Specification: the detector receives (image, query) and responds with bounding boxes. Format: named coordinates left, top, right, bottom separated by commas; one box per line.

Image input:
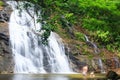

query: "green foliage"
left=0, top=1, right=4, bottom=6
left=106, top=44, right=115, bottom=52
left=76, top=0, right=120, bottom=51
left=16, top=0, right=120, bottom=51
left=74, top=32, right=85, bottom=41
left=41, top=23, right=57, bottom=44
left=83, top=18, right=108, bottom=31
left=96, top=30, right=110, bottom=43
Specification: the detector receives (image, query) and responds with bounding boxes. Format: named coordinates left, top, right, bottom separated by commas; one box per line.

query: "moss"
left=99, top=52, right=105, bottom=58
left=0, top=1, right=4, bottom=6
left=117, top=53, right=120, bottom=58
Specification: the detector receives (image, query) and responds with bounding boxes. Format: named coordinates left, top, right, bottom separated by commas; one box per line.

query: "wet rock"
left=0, top=33, right=9, bottom=44
left=0, top=32, right=14, bottom=73
left=65, top=46, right=87, bottom=72
left=105, top=57, right=120, bottom=70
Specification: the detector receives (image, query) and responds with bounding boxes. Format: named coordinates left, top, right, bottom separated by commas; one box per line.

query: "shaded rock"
left=0, top=33, right=9, bottom=45
left=106, top=70, right=120, bottom=80
left=0, top=3, right=14, bottom=73
left=0, top=1, right=12, bottom=22
left=65, top=46, right=87, bottom=72
left=0, top=32, right=14, bottom=73
left=105, top=57, right=120, bottom=69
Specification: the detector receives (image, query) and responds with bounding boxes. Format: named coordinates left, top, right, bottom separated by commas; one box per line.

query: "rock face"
left=0, top=2, right=13, bottom=73
left=0, top=1, right=11, bottom=22
left=0, top=26, right=14, bottom=73
left=0, top=32, right=14, bottom=73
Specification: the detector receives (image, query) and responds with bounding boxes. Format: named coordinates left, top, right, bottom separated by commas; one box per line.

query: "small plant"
left=96, top=30, right=110, bottom=43
left=74, top=32, right=85, bottom=41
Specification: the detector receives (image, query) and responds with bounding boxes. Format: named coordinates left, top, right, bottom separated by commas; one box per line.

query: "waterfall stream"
left=84, top=35, right=100, bottom=54
left=8, top=1, right=72, bottom=73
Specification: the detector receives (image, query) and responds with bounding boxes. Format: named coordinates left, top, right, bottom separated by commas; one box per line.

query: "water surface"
left=0, top=74, right=106, bottom=80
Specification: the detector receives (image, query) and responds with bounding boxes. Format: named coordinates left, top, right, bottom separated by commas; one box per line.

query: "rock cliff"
left=0, top=1, right=13, bottom=73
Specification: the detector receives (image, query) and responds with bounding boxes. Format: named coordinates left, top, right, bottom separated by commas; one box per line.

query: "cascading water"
left=98, top=58, right=105, bottom=73
left=84, top=35, right=106, bottom=73
left=84, top=35, right=100, bottom=54
left=8, top=1, right=72, bottom=73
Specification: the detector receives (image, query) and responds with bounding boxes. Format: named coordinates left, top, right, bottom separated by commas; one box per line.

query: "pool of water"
left=0, top=74, right=106, bottom=80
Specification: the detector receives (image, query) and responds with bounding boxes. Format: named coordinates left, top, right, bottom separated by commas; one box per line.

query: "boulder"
left=106, top=70, right=120, bottom=80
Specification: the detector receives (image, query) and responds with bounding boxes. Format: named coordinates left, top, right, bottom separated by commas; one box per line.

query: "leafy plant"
left=96, top=30, right=110, bottom=43
left=74, top=32, right=85, bottom=41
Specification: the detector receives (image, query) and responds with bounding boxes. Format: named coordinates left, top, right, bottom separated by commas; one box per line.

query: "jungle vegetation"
left=10, top=0, right=120, bottom=52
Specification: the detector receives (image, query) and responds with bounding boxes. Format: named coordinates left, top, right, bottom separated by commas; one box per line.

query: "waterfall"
left=8, top=1, right=72, bottom=73
left=84, top=35, right=100, bottom=54
left=84, top=35, right=106, bottom=73
left=98, top=58, right=105, bottom=73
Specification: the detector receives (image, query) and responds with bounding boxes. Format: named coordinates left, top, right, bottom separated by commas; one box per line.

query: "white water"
left=8, top=1, right=72, bottom=73
left=98, top=58, right=105, bottom=73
